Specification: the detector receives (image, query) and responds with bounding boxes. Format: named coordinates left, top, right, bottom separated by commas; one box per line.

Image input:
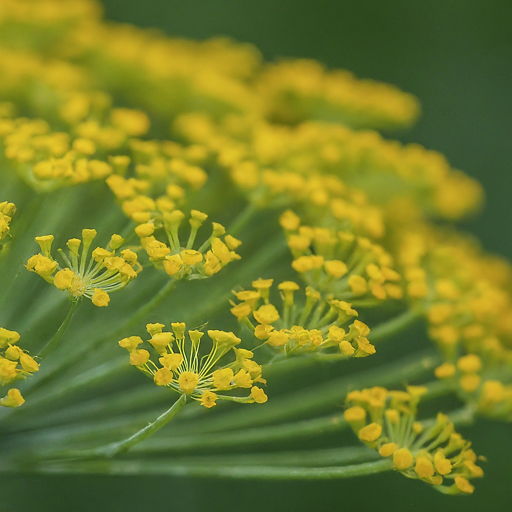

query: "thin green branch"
left=130, top=412, right=349, bottom=453
left=8, top=351, right=441, bottom=454
left=227, top=203, right=258, bottom=237
left=37, top=301, right=79, bottom=361
left=369, top=308, right=423, bottom=343
left=162, top=350, right=441, bottom=437
left=31, top=458, right=395, bottom=479
left=57, top=394, right=188, bottom=459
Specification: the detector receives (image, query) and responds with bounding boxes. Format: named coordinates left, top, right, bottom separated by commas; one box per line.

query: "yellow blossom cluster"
left=434, top=354, right=512, bottom=421
left=344, top=386, right=484, bottom=494
left=0, top=107, right=159, bottom=192
left=255, top=59, right=420, bottom=129
left=0, top=200, right=15, bottom=246
left=26, top=229, right=142, bottom=307
left=230, top=278, right=375, bottom=357
left=133, top=209, right=241, bottom=281
left=477, top=380, right=512, bottom=420
left=174, top=114, right=482, bottom=222
left=280, top=210, right=403, bottom=302
left=0, top=327, right=39, bottom=407
left=119, top=322, right=267, bottom=408
left=389, top=223, right=512, bottom=416
left=106, top=137, right=209, bottom=217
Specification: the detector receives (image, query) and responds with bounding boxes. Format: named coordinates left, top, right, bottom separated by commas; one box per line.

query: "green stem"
left=166, top=350, right=441, bottom=436
left=17, top=350, right=441, bottom=448
left=37, top=301, right=79, bottom=360
left=130, top=412, right=350, bottom=453
left=126, top=379, right=457, bottom=453
left=31, top=458, right=394, bottom=479
left=369, top=308, right=423, bottom=343
left=71, top=394, right=187, bottom=459
left=122, top=279, right=178, bottom=333
left=128, top=446, right=379, bottom=467
left=26, top=279, right=178, bottom=391
left=227, top=203, right=258, bottom=237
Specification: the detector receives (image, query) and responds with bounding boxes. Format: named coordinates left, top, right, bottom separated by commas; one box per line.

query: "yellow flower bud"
left=201, top=391, right=217, bottom=408
left=393, top=448, right=414, bottom=470
left=91, top=288, right=110, bottom=307
left=178, top=371, right=199, bottom=394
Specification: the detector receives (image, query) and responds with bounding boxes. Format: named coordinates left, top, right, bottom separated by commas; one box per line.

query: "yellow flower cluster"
left=477, top=380, right=512, bottom=420
left=230, top=278, right=375, bottom=357
left=281, top=210, right=402, bottom=302
left=0, top=200, right=15, bottom=246
left=134, top=209, right=241, bottom=281
left=344, top=386, right=484, bottom=494
left=390, top=223, right=512, bottom=415
left=106, top=137, right=208, bottom=218
left=0, top=327, right=39, bottom=407
left=256, top=59, right=420, bottom=129
left=119, top=322, right=267, bottom=408
left=0, top=108, right=158, bottom=192
left=434, top=354, right=512, bottom=421
left=26, top=229, right=142, bottom=307
left=175, top=114, right=482, bottom=222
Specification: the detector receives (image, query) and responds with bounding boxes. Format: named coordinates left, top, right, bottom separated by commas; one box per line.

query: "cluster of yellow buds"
left=344, top=386, right=484, bottom=494
left=230, top=278, right=375, bottom=357
left=434, top=354, right=485, bottom=394
left=175, top=112, right=482, bottom=223
left=119, top=322, right=267, bottom=408
left=106, top=136, right=208, bottom=207
left=256, top=59, right=420, bottom=129
left=175, top=115, right=386, bottom=230
left=0, top=201, right=16, bottom=247
left=134, top=209, right=241, bottom=281
left=0, top=0, right=510, bottom=495
left=396, top=225, right=512, bottom=357
left=434, top=354, right=512, bottom=419
left=0, top=117, right=120, bottom=192
left=0, top=327, right=39, bottom=407
left=280, top=210, right=402, bottom=303
left=26, top=229, right=142, bottom=307
left=477, top=380, right=512, bottom=420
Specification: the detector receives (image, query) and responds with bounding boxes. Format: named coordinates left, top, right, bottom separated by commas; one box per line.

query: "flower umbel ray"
left=26, top=229, right=142, bottom=307
left=119, top=322, right=268, bottom=408
left=344, top=386, right=484, bottom=494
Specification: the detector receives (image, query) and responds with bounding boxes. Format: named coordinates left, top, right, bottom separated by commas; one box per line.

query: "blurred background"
left=1, top=0, right=511, bottom=510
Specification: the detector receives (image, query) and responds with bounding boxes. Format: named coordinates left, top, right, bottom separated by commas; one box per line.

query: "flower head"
left=230, top=279, right=374, bottom=357
left=0, top=201, right=16, bottom=247
left=345, top=386, right=484, bottom=494
left=26, top=230, right=142, bottom=306
left=119, top=322, right=267, bottom=407
left=0, top=327, right=38, bottom=406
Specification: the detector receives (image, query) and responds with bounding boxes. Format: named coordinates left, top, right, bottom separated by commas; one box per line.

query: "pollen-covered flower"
left=134, top=209, right=241, bottom=281
left=230, top=278, right=375, bottom=357
left=26, top=229, right=142, bottom=306
left=0, top=327, right=38, bottom=407
left=0, top=200, right=16, bottom=247
left=345, top=386, right=484, bottom=494
left=119, top=322, right=267, bottom=407
left=281, top=212, right=403, bottom=303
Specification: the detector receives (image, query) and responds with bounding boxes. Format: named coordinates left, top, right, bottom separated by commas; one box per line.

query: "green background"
left=1, top=1, right=512, bottom=510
